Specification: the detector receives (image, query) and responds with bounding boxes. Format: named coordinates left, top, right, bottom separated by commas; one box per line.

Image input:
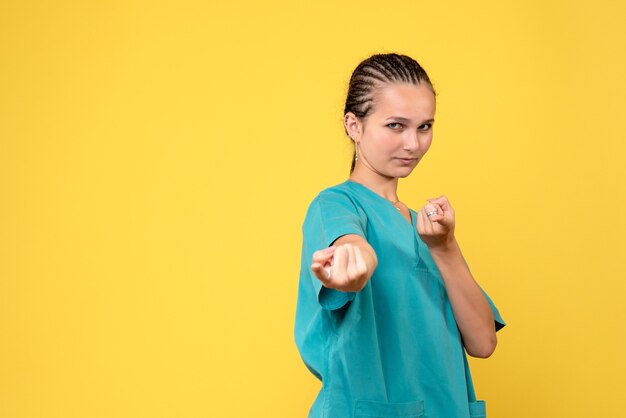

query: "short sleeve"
left=302, top=190, right=368, bottom=310
left=481, top=288, right=506, bottom=332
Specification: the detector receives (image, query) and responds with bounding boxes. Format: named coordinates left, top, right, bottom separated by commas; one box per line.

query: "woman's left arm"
left=417, top=196, right=497, bottom=359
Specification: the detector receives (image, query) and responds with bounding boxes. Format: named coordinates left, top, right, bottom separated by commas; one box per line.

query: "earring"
left=355, top=142, right=359, bottom=161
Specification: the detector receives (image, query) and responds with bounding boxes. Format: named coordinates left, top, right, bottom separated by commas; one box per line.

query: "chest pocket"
left=354, top=399, right=424, bottom=418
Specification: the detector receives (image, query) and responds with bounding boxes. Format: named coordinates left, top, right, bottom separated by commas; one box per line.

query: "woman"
left=294, top=53, right=506, bottom=418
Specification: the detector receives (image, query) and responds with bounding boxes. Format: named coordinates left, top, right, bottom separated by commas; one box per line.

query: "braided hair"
left=344, top=53, right=435, bottom=174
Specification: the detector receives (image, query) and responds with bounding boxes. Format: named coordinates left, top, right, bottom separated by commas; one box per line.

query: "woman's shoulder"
left=315, top=180, right=354, bottom=199
left=302, top=181, right=368, bottom=234
left=307, top=180, right=369, bottom=210
left=304, top=181, right=364, bottom=218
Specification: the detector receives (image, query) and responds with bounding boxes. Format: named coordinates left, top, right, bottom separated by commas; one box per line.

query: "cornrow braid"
left=344, top=53, right=435, bottom=174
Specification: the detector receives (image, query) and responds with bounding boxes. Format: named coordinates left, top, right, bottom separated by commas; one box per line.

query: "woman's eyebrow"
left=386, top=116, right=435, bottom=124
left=386, top=116, right=412, bottom=123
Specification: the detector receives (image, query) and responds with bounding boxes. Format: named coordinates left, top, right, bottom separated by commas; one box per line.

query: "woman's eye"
left=387, top=123, right=403, bottom=129
left=419, top=123, right=432, bottom=131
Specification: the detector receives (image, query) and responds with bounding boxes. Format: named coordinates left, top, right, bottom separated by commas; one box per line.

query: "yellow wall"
left=1, top=1, right=625, bottom=417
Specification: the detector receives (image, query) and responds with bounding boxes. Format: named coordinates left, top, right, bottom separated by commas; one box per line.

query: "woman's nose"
left=403, top=132, right=419, bottom=151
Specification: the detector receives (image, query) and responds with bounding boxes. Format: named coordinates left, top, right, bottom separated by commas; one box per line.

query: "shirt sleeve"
left=480, top=288, right=506, bottom=332
left=302, top=190, right=368, bottom=310
left=463, top=261, right=506, bottom=332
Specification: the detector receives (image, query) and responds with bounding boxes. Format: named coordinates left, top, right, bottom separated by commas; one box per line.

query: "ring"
left=426, top=210, right=438, bottom=217
left=325, top=268, right=331, bottom=280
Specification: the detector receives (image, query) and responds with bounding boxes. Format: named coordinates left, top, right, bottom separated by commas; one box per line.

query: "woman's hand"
left=417, top=195, right=456, bottom=250
left=310, top=240, right=373, bottom=292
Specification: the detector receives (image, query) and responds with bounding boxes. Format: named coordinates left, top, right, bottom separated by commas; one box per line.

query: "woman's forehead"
left=372, top=83, right=436, bottom=119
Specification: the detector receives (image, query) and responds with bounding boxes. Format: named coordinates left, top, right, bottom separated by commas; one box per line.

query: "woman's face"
left=351, top=82, right=436, bottom=179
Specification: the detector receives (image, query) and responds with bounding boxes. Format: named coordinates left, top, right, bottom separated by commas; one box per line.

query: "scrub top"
left=294, top=180, right=506, bottom=418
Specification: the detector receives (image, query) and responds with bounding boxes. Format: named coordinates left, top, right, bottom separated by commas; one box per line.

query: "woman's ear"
left=344, top=112, right=361, bottom=142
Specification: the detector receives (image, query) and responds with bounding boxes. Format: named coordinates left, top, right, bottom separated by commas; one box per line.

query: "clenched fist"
left=417, top=195, right=456, bottom=250
left=310, top=243, right=371, bottom=292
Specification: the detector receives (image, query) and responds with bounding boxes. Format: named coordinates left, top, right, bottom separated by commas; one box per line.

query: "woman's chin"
left=395, top=166, right=417, bottom=178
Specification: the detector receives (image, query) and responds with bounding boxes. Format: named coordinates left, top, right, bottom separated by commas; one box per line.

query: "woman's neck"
left=349, top=169, right=399, bottom=202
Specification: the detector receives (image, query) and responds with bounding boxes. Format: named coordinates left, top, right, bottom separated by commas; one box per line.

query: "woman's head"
left=343, top=53, right=436, bottom=175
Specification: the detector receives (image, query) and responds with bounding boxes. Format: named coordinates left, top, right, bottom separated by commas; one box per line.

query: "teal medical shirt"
left=294, top=180, right=506, bottom=418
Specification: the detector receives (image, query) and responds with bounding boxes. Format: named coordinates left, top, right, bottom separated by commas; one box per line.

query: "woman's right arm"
left=310, top=234, right=378, bottom=292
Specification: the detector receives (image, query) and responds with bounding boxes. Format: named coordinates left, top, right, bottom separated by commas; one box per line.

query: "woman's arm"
left=429, top=239, right=496, bottom=358
left=310, top=234, right=378, bottom=292
left=418, top=196, right=497, bottom=358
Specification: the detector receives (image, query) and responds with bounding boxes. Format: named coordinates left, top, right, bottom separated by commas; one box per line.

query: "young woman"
left=294, top=53, right=506, bottom=418
left=295, top=54, right=505, bottom=418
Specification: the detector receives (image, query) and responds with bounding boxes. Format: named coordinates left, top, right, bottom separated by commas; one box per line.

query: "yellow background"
left=1, top=0, right=625, bottom=417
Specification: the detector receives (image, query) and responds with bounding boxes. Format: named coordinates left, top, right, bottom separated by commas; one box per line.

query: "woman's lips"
left=396, top=157, right=417, bottom=165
